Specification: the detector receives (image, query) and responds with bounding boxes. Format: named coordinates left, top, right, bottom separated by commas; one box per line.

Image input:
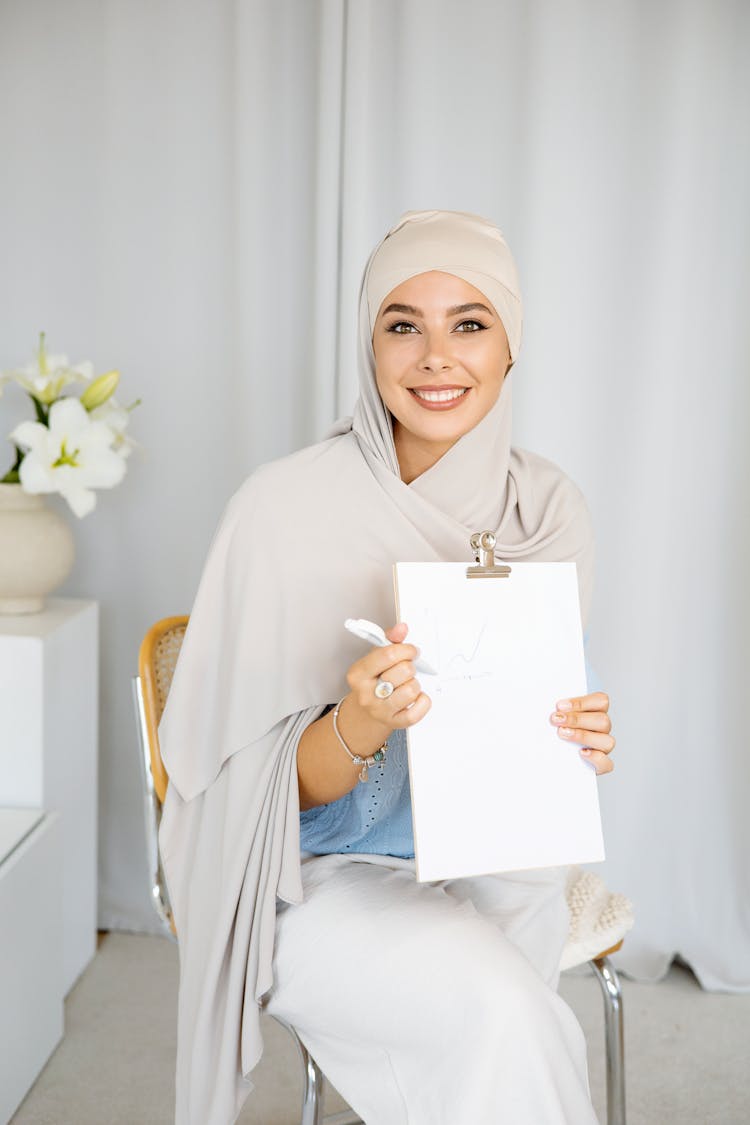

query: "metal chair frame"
left=132, top=617, right=627, bottom=1125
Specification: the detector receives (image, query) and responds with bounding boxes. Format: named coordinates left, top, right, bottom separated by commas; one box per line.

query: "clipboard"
left=393, top=531, right=605, bottom=882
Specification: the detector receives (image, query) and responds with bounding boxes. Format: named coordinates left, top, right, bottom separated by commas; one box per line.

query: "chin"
left=399, top=415, right=476, bottom=447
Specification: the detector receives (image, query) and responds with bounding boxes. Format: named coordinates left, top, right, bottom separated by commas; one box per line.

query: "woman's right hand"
left=298, top=622, right=431, bottom=809
left=345, top=621, right=432, bottom=730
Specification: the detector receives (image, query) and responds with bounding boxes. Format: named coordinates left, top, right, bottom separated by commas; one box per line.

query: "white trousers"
left=265, top=853, right=599, bottom=1124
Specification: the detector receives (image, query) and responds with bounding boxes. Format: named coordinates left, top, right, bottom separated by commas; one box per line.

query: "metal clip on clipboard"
left=466, top=530, right=512, bottom=579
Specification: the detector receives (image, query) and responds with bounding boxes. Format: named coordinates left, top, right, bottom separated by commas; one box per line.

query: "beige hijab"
left=158, top=209, right=594, bottom=1123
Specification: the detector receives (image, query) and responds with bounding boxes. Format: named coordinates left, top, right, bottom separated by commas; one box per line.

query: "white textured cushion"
left=561, top=866, right=634, bottom=971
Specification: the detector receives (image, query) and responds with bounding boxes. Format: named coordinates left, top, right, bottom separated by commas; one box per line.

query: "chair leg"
left=591, top=955, right=626, bottom=1125
left=283, top=1022, right=325, bottom=1125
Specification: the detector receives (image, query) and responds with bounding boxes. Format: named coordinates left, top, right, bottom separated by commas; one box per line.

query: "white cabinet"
left=0, top=597, right=98, bottom=994
left=0, top=808, right=63, bottom=1124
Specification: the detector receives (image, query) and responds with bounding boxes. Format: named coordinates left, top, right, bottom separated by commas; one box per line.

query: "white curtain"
left=1, top=0, right=748, bottom=990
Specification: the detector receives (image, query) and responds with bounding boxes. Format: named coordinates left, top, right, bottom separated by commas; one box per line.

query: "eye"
left=455, top=319, right=486, bottom=332
left=386, top=321, right=417, bottom=334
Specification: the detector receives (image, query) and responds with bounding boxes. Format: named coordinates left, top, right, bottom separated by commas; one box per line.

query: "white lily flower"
left=89, top=395, right=137, bottom=459
left=11, top=396, right=127, bottom=518
left=0, top=332, right=93, bottom=406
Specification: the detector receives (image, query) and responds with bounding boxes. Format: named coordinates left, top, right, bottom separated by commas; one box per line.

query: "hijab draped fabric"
left=158, top=209, right=594, bottom=1123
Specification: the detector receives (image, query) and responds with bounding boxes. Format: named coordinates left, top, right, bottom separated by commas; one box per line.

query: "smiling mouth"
left=410, top=387, right=469, bottom=403
left=408, top=386, right=470, bottom=409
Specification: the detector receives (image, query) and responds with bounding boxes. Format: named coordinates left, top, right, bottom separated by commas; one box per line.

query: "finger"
left=385, top=676, right=423, bottom=712
left=384, top=622, right=408, bottom=644
left=550, top=710, right=612, bottom=734
left=557, top=727, right=615, bottom=754
left=352, top=642, right=420, bottom=682
left=374, top=659, right=417, bottom=690
left=392, top=691, right=432, bottom=727
left=353, top=657, right=413, bottom=693
left=555, top=691, right=610, bottom=714
left=580, top=748, right=615, bottom=775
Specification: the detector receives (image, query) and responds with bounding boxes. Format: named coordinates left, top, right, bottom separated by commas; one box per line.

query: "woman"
left=158, top=209, right=616, bottom=1124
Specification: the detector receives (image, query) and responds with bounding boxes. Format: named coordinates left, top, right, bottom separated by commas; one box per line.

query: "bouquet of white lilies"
left=0, top=332, right=139, bottom=518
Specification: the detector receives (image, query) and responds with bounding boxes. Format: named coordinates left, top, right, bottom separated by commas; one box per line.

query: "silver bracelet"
left=332, top=695, right=387, bottom=783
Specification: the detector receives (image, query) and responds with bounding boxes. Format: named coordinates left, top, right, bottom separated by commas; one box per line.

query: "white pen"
left=344, top=618, right=438, bottom=675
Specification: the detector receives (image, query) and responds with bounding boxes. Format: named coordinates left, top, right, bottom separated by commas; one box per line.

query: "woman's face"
left=371, top=270, right=511, bottom=479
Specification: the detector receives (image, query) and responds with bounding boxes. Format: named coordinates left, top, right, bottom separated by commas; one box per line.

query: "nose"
left=418, top=329, right=454, bottom=372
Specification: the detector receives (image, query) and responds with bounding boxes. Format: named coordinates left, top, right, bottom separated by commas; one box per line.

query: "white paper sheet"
left=394, top=561, right=605, bottom=882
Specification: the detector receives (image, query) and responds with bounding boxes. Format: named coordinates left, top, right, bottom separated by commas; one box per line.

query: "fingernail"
left=559, top=727, right=574, bottom=737
left=551, top=712, right=565, bottom=724
left=556, top=700, right=572, bottom=711
left=580, top=748, right=592, bottom=757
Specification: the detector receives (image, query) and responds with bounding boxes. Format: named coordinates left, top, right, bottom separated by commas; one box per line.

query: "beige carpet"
left=10, top=932, right=750, bottom=1124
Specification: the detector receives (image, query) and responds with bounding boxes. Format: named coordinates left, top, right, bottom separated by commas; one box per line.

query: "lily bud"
left=80, top=370, right=120, bottom=411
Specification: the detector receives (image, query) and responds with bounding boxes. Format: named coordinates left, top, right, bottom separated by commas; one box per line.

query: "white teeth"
left=412, top=388, right=468, bottom=403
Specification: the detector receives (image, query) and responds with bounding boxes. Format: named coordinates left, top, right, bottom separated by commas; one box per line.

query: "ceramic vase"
left=0, top=483, right=75, bottom=614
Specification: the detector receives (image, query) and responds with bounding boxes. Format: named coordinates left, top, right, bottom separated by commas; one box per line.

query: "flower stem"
left=29, top=392, right=49, bottom=425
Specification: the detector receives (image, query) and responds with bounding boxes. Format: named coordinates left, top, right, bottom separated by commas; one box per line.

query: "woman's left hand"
left=550, top=692, right=615, bottom=775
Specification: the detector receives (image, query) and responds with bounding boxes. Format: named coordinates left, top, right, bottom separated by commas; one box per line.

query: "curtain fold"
left=1, top=0, right=747, bottom=990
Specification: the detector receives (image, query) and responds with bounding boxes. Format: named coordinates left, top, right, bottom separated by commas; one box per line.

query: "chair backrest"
left=138, top=615, right=189, bottom=804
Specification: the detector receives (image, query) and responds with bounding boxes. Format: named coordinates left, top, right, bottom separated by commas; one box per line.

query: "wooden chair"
left=132, top=616, right=633, bottom=1125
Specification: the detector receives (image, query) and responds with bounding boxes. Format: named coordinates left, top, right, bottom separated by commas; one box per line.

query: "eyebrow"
left=380, top=301, right=495, bottom=319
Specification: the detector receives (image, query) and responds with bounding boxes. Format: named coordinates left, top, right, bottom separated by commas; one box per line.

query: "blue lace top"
left=299, top=641, right=603, bottom=859
left=299, top=723, right=414, bottom=857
